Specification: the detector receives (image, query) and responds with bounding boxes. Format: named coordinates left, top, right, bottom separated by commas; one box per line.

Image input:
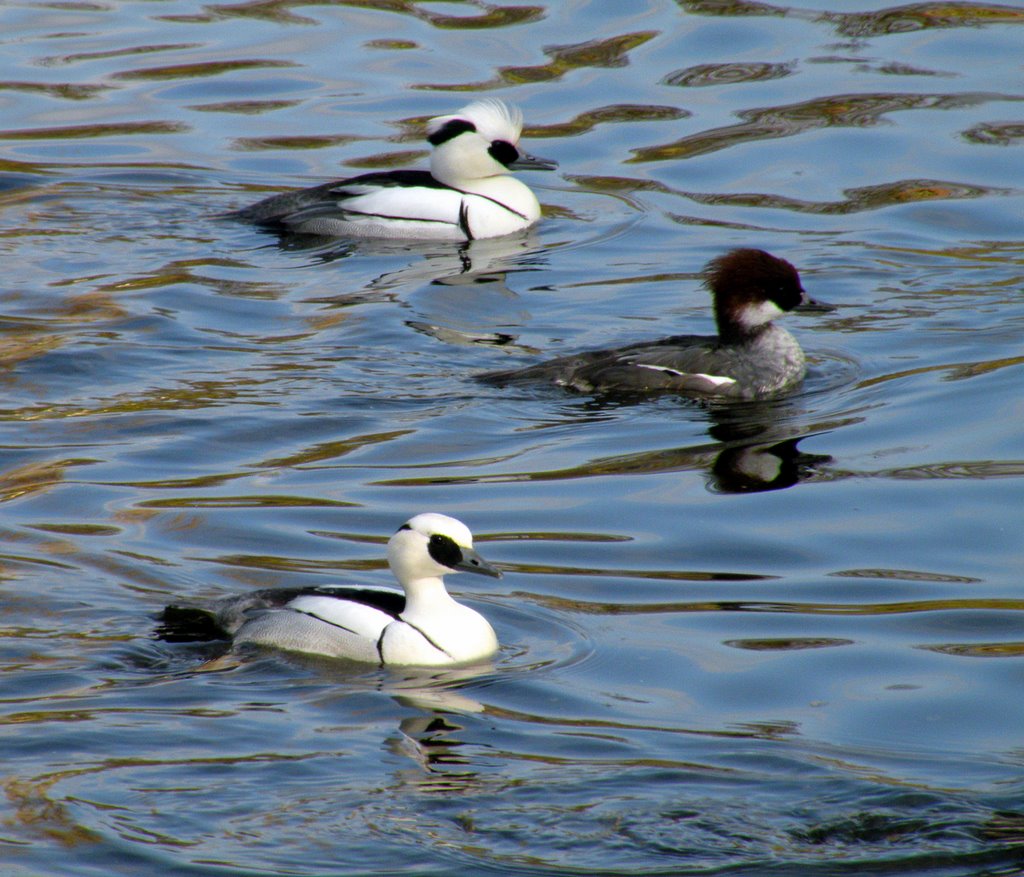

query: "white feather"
left=338, top=186, right=464, bottom=224
left=736, top=299, right=785, bottom=331
left=427, top=98, right=523, bottom=143
left=286, top=594, right=395, bottom=640
left=633, top=363, right=737, bottom=389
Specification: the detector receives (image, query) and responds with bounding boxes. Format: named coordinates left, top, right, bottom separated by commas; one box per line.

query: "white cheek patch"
left=737, top=299, right=785, bottom=330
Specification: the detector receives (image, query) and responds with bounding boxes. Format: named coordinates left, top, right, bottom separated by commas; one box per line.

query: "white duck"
left=231, top=99, right=556, bottom=241
left=163, top=514, right=501, bottom=666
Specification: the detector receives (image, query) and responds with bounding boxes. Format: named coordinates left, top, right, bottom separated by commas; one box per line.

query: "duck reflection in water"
left=274, top=231, right=550, bottom=331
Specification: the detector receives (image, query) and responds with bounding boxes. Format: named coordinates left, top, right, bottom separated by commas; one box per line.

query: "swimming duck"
left=163, top=514, right=501, bottom=666
left=479, top=248, right=833, bottom=399
left=231, top=99, right=556, bottom=241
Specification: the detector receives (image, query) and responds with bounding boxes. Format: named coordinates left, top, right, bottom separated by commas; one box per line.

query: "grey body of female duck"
left=479, top=249, right=833, bottom=399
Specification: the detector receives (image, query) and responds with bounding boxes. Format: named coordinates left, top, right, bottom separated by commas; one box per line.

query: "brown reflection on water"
left=191, top=99, right=301, bottom=116
left=679, top=0, right=1024, bottom=36
left=832, top=568, right=980, bottom=584
left=417, top=31, right=658, bottom=91
left=862, top=460, right=1024, bottom=481
left=111, top=59, right=297, bottom=82
left=3, top=774, right=101, bottom=848
left=254, top=430, right=413, bottom=469
left=628, top=92, right=1022, bottom=163
left=0, top=81, right=109, bottom=101
left=517, top=593, right=1024, bottom=617
left=0, top=333, right=63, bottom=371
left=684, top=179, right=1002, bottom=215
left=208, top=553, right=383, bottom=574
left=822, top=3, right=1024, bottom=37
left=963, top=121, right=1024, bottom=146
left=920, top=641, right=1024, bottom=657
left=90, top=259, right=279, bottom=299
left=724, top=637, right=855, bottom=651
left=137, top=495, right=356, bottom=510
left=663, top=61, right=796, bottom=88
left=529, top=104, right=689, bottom=138
left=0, top=460, right=85, bottom=504
left=0, top=121, right=189, bottom=142
left=569, top=172, right=1004, bottom=215
left=233, top=132, right=368, bottom=152
left=858, top=353, right=1024, bottom=388
left=37, top=42, right=203, bottom=68
left=188, top=0, right=544, bottom=29
left=343, top=149, right=429, bottom=169
left=2, top=378, right=279, bottom=423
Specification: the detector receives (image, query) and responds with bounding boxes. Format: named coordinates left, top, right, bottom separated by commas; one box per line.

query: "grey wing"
left=229, top=181, right=348, bottom=225
left=613, top=349, right=741, bottom=396
left=231, top=610, right=384, bottom=662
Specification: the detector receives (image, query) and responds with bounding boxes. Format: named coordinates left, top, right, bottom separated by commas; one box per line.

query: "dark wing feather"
left=157, top=586, right=406, bottom=643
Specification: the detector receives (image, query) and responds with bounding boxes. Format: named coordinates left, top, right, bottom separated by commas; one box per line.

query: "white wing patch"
left=286, top=595, right=394, bottom=640
left=337, top=186, right=463, bottom=225
left=633, top=363, right=737, bottom=389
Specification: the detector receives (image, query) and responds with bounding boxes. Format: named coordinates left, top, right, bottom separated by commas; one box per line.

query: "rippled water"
left=3, top=1, right=1024, bottom=875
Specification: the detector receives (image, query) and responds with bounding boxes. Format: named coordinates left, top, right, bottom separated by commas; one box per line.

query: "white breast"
left=380, top=603, right=498, bottom=666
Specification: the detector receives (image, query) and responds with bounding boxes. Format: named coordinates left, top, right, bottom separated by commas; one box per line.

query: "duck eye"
left=488, top=140, right=519, bottom=167
left=427, top=533, right=464, bottom=568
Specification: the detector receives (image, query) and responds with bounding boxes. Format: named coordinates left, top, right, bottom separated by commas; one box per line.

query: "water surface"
left=2, top=1, right=1024, bottom=875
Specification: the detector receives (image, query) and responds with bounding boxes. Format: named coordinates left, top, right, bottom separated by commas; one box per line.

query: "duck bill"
left=510, top=151, right=558, bottom=171
left=795, top=293, right=836, bottom=314
left=453, top=547, right=503, bottom=579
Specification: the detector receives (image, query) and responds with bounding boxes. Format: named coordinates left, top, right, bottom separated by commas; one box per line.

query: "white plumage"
left=231, top=99, right=556, bottom=240
left=162, top=514, right=502, bottom=666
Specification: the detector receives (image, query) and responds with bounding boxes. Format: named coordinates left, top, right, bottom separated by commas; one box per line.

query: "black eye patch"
left=427, top=533, right=464, bottom=568
left=427, top=118, right=477, bottom=146
left=488, top=140, right=519, bottom=167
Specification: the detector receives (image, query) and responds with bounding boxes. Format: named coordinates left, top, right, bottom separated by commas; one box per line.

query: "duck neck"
left=401, top=576, right=457, bottom=620
left=718, top=321, right=768, bottom=345
left=444, top=172, right=522, bottom=199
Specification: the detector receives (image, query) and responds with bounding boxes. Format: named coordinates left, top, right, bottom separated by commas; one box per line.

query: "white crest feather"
left=427, top=98, right=523, bottom=143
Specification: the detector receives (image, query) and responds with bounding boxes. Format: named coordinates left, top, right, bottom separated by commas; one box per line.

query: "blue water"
left=2, top=2, right=1024, bottom=875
